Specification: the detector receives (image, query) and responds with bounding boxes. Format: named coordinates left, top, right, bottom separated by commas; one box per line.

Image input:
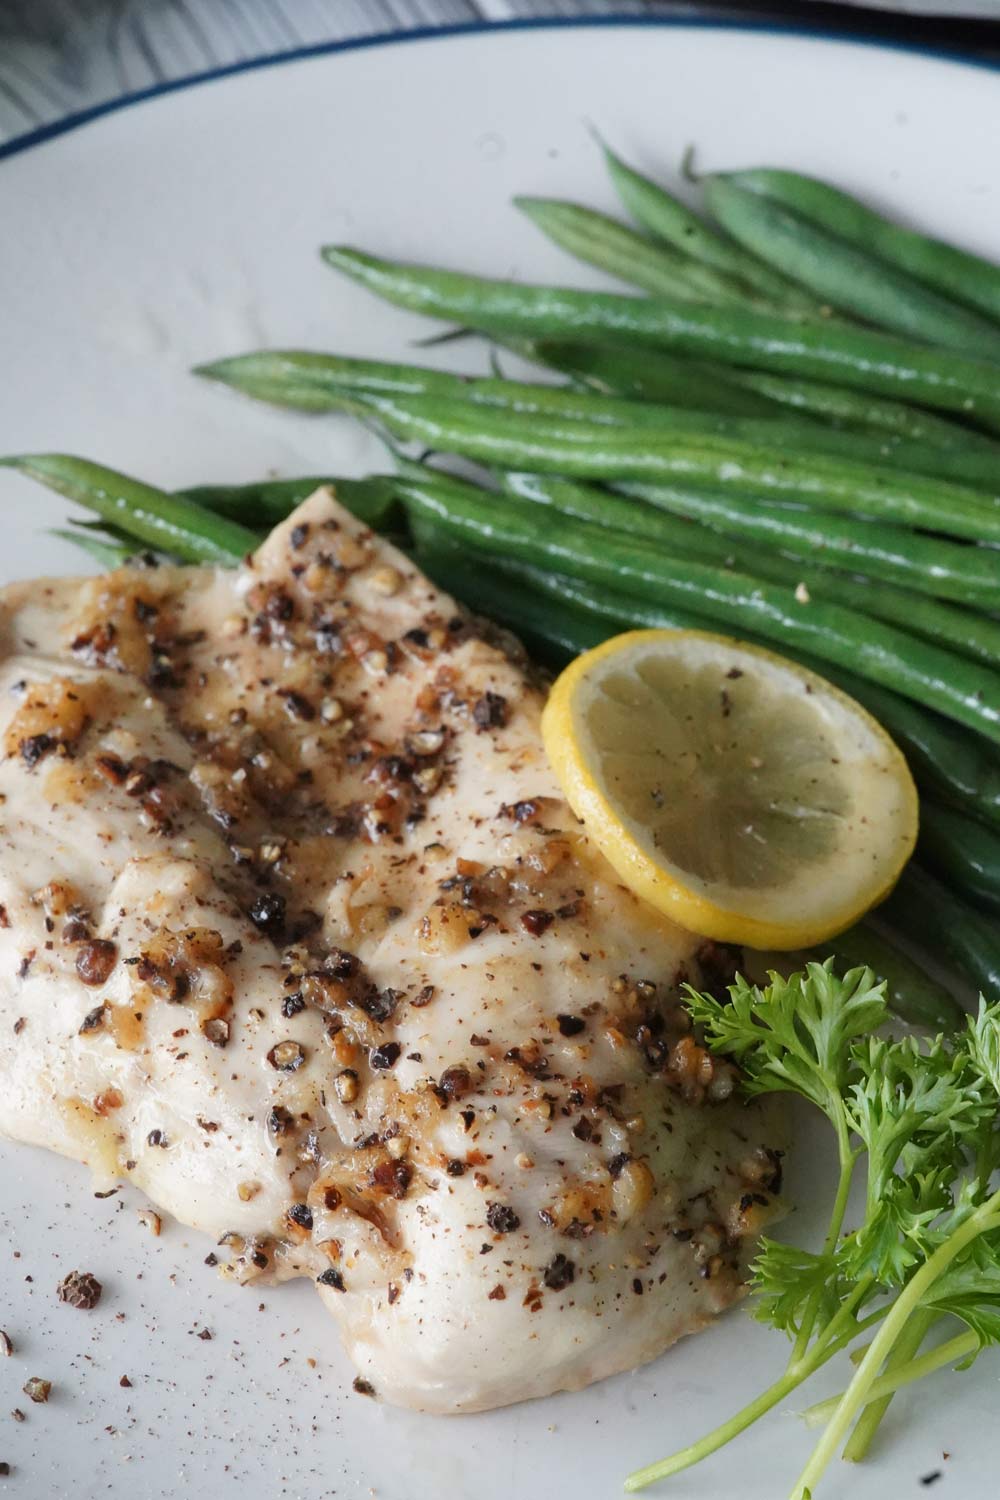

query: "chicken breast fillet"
left=0, top=489, right=783, bottom=1412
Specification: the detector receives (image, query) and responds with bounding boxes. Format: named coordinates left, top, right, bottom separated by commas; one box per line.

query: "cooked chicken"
left=0, top=489, right=783, bottom=1412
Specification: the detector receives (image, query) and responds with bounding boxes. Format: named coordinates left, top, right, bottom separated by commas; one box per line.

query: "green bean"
left=198, top=348, right=669, bottom=427
left=501, top=468, right=712, bottom=538
left=725, top=368, right=1000, bottom=450
left=391, top=453, right=484, bottom=493
left=513, top=197, right=767, bottom=305
left=765, top=569, right=1000, bottom=673
left=703, top=174, right=1000, bottom=357
left=201, top=348, right=795, bottom=437
left=499, top=470, right=1000, bottom=667
left=195, top=349, right=451, bottom=406
left=178, top=474, right=403, bottom=531
left=66, top=515, right=152, bottom=546
left=10, top=456, right=417, bottom=576
left=201, top=348, right=1000, bottom=491
left=814, top=921, right=964, bottom=1030
left=50, top=528, right=137, bottom=569
left=519, top=339, right=781, bottom=416
left=615, top=478, right=1000, bottom=607
left=320, top=247, right=1000, bottom=429
left=597, top=139, right=821, bottom=314
left=352, top=392, right=1000, bottom=542
left=502, top=469, right=1000, bottom=667
left=539, top=335, right=1000, bottom=449
left=1, top=454, right=256, bottom=565
left=524, top=337, right=1000, bottom=453
left=390, top=470, right=1000, bottom=744
left=881, top=864, right=1000, bottom=1000
left=497, top=470, right=812, bottom=581
left=918, top=803, right=1000, bottom=914
left=209, top=347, right=1000, bottom=500
left=726, top=167, right=1000, bottom=325
left=520, top=355, right=1000, bottom=487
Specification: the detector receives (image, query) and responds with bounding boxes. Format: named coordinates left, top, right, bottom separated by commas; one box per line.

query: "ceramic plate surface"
left=1, top=20, right=998, bottom=1499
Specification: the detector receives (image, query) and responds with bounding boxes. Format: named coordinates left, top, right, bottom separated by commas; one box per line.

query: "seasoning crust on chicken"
left=0, top=489, right=783, bottom=1412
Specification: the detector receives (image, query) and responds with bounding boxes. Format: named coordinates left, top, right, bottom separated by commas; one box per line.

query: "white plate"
left=1, top=20, right=998, bottom=1500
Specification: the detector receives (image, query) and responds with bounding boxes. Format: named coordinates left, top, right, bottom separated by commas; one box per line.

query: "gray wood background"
left=1, top=0, right=998, bottom=148
left=0, top=1, right=643, bottom=146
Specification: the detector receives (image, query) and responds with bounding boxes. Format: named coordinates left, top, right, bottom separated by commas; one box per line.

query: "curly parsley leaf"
left=920, top=1235, right=1000, bottom=1354
left=750, top=1240, right=845, bottom=1338
left=842, top=1168, right=954, bottom=1285
left=964, top=1000, right=1000, bottom=1096
left=683, top=959, right=887, bottom=1119
left=849, top=1036, right=990, bottom=1207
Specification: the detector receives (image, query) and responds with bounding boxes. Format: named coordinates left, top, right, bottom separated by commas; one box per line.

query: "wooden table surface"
left=0, top=0, right=649, bottom=147
left=0, top=0, right=997, bottom=148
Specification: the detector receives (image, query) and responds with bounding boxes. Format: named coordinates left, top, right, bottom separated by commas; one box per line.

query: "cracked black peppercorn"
left=267, top=1106, right=294, bottom=1138
left=249, top=892, right=286, bottom=936
left=56, top=1270, right=102, bottom=1310
left=288, top=1203, right=313, bottom=1231
left=556, top=1014, right=586, bottom=1037
left=317, top=1268, right=345, bottom=1291
left=485, top=1202, right=521, bottom=1234
left=19, top=733, right=54, bottom=768
left=75, top=939, right=118, bottom=986
left=370, top=1042, right=401, bottom=1071
left=358, top=986, right=398, bottom=1024
left=268, top=1040, right=306, bottom=1071
left=202, top=1017, right=230, bottom=1047
left=472, top=691, right=508, bottom=730
left=437, top=1065, right=472, bottom=1100
left=542, top=1254, right=575, bottom=1291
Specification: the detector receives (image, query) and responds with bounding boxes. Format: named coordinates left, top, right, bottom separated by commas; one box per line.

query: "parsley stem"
left=790, top=1202, right=1000, bottom=1499
left=801, top=1328, right=980, bottom=1430
left=625, top=1292, right=880, bottom=1493
left=816, top=1275, right=879, bottom=1351
left=789, top=1111, right=858, bottom=1365
left=624, top=1367, right=808, bottom=1491
left=841, top=1307, right=935, bottom=1461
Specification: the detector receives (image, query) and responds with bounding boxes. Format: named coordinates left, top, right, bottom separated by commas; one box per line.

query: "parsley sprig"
left=625, top=961, right=1000, bottom=1498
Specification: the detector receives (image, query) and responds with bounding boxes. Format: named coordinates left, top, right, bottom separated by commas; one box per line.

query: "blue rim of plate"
left=0, top=13, right=996, bottom=165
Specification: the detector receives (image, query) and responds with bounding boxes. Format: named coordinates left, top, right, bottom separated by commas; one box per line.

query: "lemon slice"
left=541, top=629, right=917, bottom=950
